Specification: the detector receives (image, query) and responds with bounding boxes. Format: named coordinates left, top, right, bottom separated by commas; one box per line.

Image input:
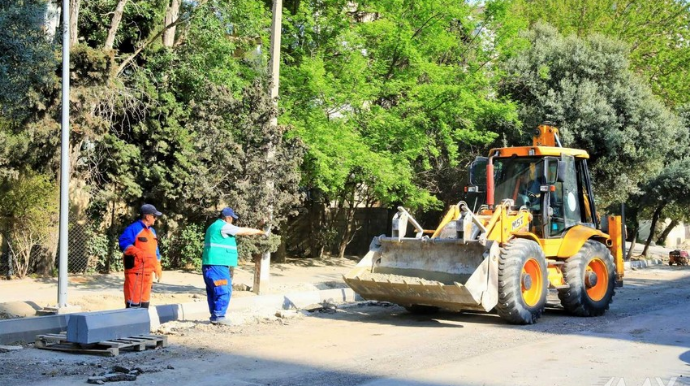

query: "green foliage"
left=509, top=0, right=690, bottom=106
left=0, top=0, right=58, bottom=120
left=499, top=24, right=683, bottom=206
left=160, top=223, right=205, bottom=271
left=642, top=159, right=690, bottom=209
left=86, top=230, right=115, bottom=274
left=0, top=172, right=58, bottom=278
left=280, top=0, right=519, bottom=212
left=80, top=0, right=168, bottom=50
left=0, top=172, right=58, bottom=220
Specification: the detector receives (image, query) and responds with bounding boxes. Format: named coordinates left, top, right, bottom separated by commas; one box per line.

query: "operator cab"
left=467, top=130, right=599, bottom=239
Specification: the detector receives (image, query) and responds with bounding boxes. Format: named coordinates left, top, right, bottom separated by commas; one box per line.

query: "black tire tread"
left=557, top=240, right=616, bottom=317
left=496, top=238, right=548, bottom=325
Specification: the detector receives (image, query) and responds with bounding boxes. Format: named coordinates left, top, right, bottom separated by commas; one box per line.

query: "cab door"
left=548, top=154, right=581, bottom=236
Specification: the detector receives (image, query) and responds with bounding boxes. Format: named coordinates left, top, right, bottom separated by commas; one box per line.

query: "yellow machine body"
left=343, top=124, right=624, bottom=319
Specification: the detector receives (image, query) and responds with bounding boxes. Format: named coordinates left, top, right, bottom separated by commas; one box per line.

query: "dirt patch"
left=356, top=272, right=443, bottom=285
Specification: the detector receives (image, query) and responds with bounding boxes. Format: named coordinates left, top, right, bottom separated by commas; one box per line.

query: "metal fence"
left=0, top=218, right=122, bottom=278
left=65, top=219, right=124, bottom=275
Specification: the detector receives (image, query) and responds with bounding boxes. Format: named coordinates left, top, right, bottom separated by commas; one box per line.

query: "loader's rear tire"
left=404, top=305, right=440, bottom=315
left=558, top=240, right=615, bottom=317
left=496, top=239, right=548, bottom=325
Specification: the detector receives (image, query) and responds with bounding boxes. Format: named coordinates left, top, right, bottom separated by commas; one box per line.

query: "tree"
left=0, top=172, right=59, bottom=277
left=104, top=0, right=128, bottom=50
left=0, top=0, right=57, bottom=121
left=279, top=0, right=519, bottom=257
left=509, top=0, right=690, bottom=107
left=639, top=159, right=690, bottom=256
left=499, top=23, right=683, bottom=207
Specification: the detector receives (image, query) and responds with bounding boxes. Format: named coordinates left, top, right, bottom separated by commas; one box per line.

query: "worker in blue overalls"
left=202, top=207, right=265, bottom=325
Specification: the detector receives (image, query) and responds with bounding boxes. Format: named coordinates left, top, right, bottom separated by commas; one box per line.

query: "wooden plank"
left=34, top=334, right=168, bottom=356
left=99, top=340, right=125, bottom=347
left=36, top=344, right=117, bottom=357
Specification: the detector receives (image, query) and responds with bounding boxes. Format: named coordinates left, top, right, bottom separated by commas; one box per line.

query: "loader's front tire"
left=558, top=240, right=615, bottom=317
left=496, top=239, right=548, bottom=325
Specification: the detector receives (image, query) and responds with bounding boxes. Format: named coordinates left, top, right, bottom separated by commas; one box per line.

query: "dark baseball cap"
left=140, top=204, right=163, bottom=217
left=220, top=207, right=238, bottom=219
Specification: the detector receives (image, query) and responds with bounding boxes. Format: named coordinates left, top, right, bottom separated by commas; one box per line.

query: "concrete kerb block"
left=0, top=314, right=69, bottom=345
left=155, top=304, right=182, bottom=324
left=178, top=302, right=208, bottom=321
left=148, top=306, right=161, bottom=332
left=66, top=309, right=150, bottom=344
left=624, top=258, right=663, bottom=270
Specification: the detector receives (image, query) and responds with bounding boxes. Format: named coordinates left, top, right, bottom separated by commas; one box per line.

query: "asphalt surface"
left=1, top=265, right=689, bottom=386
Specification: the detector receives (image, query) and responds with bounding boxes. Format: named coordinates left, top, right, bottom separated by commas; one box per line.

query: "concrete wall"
left=638, top=219, right=687, bottom=248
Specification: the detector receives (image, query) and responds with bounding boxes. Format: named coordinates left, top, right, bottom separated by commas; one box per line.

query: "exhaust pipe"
left=486, top=157, right=494, bottom=207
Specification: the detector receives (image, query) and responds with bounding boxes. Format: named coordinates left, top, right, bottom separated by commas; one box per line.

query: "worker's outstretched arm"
left=235, top=227, right=266, bottom=236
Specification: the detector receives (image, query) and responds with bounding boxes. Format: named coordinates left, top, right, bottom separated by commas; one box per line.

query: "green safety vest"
left=201, top=219, right=238, bottom=266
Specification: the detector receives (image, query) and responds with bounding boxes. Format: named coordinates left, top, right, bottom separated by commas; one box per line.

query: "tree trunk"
left=69, top=0, right=81, bottom=46
left=625, top=225, right=637, bottom=261
left=642, top=204, right=665, bottom=257
left=656, top=219, right=679, bottom=247
left=45, top=0, right=61, bottom=41
left=338, top=206, right=356, bottom=258
left=162, top=0, right=180, bottom=47
left=626, top=229, right=638, bottom=261
left=104, top=0, right=128, bottom=50
left=273, top=222, right=288, bottom=263
left=337, top=187, right=358, bottom=259
left=105, top=200, right=117, bottom=273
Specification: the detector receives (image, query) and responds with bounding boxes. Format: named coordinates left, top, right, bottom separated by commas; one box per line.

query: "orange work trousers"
left=124, top=271, right=153, bottom=308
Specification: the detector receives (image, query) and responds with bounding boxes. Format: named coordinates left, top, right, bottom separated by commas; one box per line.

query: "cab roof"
left=487, top=146, right=590, bottom=159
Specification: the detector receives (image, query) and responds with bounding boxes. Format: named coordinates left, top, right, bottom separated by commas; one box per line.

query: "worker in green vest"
left=202, top=207, right=265, bottom=325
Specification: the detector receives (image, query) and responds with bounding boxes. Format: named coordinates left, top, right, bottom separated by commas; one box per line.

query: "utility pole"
left=254, top=0, right=282, bottom=295
left=57, top=0, right=71, bottom=309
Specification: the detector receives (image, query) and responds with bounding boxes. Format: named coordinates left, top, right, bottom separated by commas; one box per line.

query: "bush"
left=0, top=172, right=58, bottom=278
left=160, top=223, right=204, bottom=272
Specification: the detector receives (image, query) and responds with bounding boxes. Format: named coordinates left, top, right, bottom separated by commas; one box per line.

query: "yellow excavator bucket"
left=343, top=206, right=501, bottom=312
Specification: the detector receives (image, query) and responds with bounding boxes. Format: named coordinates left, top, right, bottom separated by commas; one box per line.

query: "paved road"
left=3, top=265, right=689, bottom=386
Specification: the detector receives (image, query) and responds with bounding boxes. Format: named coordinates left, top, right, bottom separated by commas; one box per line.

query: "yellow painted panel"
left=557, top=225, right=609, bottom=258
left=542, top=239, right=563, bottom=258
left=607, top=216, right=625, bottom=282
left=547, top=266, right=565, bottom=287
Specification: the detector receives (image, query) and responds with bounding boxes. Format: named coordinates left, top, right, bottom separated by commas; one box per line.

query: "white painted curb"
left=623, top=259, right=663, bottom=270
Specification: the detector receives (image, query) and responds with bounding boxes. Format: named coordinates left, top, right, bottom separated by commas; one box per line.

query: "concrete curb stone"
left=0, top=288, right=361, bottom=345
left=624, top=259, right=663, bottom=270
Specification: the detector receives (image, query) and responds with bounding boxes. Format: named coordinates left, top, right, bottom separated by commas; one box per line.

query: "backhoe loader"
left=344, top=124, right=624, bottom=324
